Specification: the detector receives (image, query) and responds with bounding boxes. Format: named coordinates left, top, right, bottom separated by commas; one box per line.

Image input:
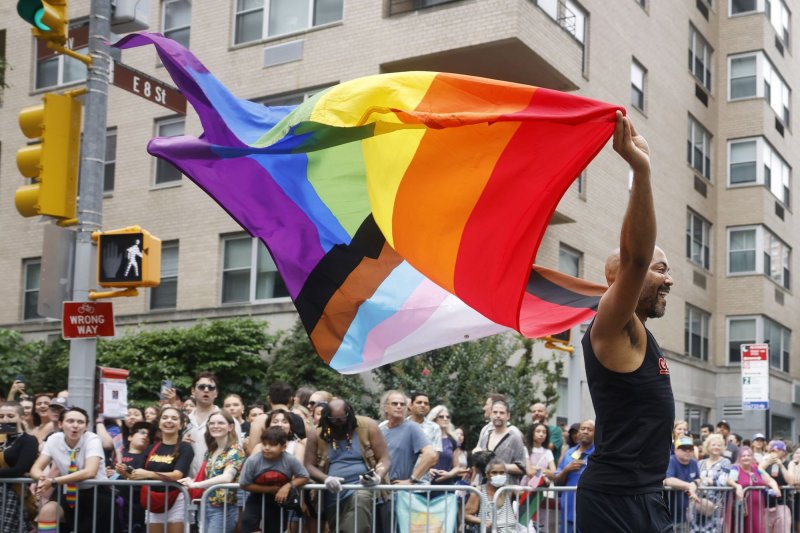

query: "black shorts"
left=576, top=487, right=672, bottom=533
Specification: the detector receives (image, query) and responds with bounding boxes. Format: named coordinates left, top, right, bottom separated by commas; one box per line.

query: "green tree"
left=262, top=320, right=374, bottom=416
left=373, top=333, right=564, bottom=447
left=96, top=318, right=277, bottom=405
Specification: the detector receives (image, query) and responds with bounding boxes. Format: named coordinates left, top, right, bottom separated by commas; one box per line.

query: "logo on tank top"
left=658, top=357, right=670, bottom=375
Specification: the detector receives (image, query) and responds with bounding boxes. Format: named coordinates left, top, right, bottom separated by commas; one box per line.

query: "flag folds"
left=115, top=33, right=614, bottom=373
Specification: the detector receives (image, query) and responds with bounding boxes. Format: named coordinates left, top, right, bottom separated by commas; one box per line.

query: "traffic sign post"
left=741, top=343, right=769, bottom=410
left=62, top=301, right=115, bottom=339
left=112, top=61, right=187, bottom=114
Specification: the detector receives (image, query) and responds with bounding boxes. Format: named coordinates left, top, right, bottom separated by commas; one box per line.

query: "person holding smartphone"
left=0, top=401, right=39, bottom=533
left=116, top=421, right=155, bottom=533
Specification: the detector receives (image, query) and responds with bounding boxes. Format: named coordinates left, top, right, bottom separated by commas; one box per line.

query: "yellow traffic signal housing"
left=96, top=227, right=162, bottom=288
left=543, top=329, right=574, bottom=354
left=15, top=92, right=82, bottom=219
left=17, top=0, right=69, bottom=44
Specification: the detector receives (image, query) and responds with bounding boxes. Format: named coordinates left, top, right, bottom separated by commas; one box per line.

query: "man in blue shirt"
left=555, top=419, right=595, bottom=533
left=663, top=436, right=700, bottom=527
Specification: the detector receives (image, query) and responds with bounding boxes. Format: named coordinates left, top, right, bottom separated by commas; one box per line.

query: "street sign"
left=112, top=61, right=186, bottom=114
left=741, top=343, right=769, bottom=410
left=62, top=301, right=115, bottom=339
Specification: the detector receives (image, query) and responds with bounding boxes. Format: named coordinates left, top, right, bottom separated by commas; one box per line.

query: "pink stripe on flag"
left=362, top=278, right=449, bottom=364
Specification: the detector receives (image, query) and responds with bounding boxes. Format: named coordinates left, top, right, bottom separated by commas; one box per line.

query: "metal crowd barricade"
left=731, top=484, right=797, bottom=533
left=0, top=477, right=191, bottom=533
left=662, top=485, right=734, bottom=532
left=493, top=485, right=577, bottom=533
left=195, top=482, right=485, bottom=532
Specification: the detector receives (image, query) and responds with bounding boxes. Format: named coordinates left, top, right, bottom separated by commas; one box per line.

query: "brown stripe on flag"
left=310, top=243, right=405, bottom=363
left=527, top=265, right=606, bottom=308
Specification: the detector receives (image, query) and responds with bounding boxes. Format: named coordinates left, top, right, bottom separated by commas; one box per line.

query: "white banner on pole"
left=741, top=343, right=769, bottom=410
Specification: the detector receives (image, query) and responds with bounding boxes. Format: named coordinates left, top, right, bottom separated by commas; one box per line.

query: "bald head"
left=604, top=246, right=665, bottom=285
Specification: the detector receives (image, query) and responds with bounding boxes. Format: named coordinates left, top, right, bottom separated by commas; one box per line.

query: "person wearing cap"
left=751, top=433, right=767, bottom=463
left=664, top=436, right=701, bottom=528
left=760, top=439, right=794, bottom=533
left=715, top=420, right=738, bottom=463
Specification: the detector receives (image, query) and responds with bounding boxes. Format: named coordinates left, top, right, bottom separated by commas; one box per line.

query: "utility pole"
left=68, top=0, right=111, bottom=417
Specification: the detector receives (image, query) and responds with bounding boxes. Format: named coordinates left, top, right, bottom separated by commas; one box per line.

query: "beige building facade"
left=1, top=0, right=799, bottom=439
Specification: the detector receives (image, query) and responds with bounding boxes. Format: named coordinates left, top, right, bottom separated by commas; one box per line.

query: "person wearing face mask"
left=0, top=401, right=38, bottom=533
left=463, top=458, right=518, bottom=533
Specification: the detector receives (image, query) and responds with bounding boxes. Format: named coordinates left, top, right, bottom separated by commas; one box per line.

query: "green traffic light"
left=16, top=0, right=51, bottom=31
left=34, top=9, right=51, bottom=31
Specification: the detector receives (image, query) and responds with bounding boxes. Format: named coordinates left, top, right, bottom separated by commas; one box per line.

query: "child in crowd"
left=239, top=426, right=309, bottom=533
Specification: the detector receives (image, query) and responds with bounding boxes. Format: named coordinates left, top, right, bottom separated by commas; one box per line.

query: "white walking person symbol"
left=124, top=239, right=143, bottom=277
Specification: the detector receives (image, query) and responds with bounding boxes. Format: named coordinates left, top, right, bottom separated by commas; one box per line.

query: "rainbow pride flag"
left=115, top=33, right=612, bottom=373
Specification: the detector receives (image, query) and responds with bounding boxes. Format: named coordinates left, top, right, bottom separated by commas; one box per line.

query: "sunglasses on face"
left=326, top=415, right=348, bottom=423
left=437, top=414, right=451, bottom=420
left=195, top=384, right=217, bottom=391
left=307, top=401, right=317, bottom=408
left=388, top=401, right=405, bottom=407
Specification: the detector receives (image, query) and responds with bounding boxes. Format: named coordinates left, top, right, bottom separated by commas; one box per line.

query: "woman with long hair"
left=727, top=445, right=781, bottom=533
left=525, top=422, right=556, bottom=485
left=262, top=409, right=306, bottom=462
left=427, top=405, right=466, bottom=484
left=144, top=405, right=159, bottom=424
left=29, top=393, right=54, bottom=444
left=123, top=407, right=146, bottom=442
left=0, top=401, right=38, bottom=533
left=125, top=406, right=195, bottom=533
left=180, top=410, right=244, bottom=533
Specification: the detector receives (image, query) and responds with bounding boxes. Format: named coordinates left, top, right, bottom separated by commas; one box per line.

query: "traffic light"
left=15, top=92, right=82, bottom=220
left=17, top=0, right=69, bottom=44
left=543, top=329, right=573, bottom=353
left=96, top=227, right=162, bottom=288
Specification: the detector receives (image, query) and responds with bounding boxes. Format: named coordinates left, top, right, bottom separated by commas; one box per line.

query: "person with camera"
left=0, top=401, right=38, bottom=533
left=305, top=399, right=390, bottom=533
left=760, top=440, right=793, bottom=533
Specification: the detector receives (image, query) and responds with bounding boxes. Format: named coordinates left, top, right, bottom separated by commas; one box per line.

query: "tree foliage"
left=95, top=318, right=277, bottom=404
left=373, top=334, right=565, bottom=447
left=261, top=320, right=374, bottom=416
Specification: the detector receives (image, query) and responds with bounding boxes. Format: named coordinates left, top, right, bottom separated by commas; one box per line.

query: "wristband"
left=51, top=477, right=58, bottom=486
left=410, top=476, right=423, bottom=484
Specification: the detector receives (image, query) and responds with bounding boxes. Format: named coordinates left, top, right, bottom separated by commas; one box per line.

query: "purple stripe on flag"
left=148, top=136, right=325, bottom=294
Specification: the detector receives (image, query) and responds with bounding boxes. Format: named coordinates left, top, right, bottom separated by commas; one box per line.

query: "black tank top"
left=578, top=320, right=675, bottom=494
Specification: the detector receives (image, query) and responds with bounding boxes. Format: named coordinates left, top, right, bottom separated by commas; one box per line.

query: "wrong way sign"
left=62, top=301, right=116, bottom=339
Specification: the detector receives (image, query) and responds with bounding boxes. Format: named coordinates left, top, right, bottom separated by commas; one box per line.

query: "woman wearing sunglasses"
left=427, top=405, right=466, bottom=484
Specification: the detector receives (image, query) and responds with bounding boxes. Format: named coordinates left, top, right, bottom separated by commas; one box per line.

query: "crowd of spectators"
left=2, top=375, right=800, bottom=533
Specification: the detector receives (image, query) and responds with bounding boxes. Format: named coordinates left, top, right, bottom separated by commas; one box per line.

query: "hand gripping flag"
left=115, top=33, right=613, bottom=374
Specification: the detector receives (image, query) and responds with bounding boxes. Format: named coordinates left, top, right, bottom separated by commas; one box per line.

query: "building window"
left=685, top=304, right=710, bottom=360
left=687, top=116, right=712, bottom=180
left=771, top=414, right=793, bottom=440
left=689, top=25, right=713, bottom=90
left=558, top=244, right=582, bottom=277
left=728, top=137, right=790, bottom=206
left=684, top=404, right=709, bottom=436
left=769, top=0, right=791, bottom=45
left=728, top=316, right=756, bottom=364
left=727, top=315, right=790, bottom=371
left=686, top=209, right=711, bottom=269
left=631, top=59, right=646, bottom=111
left=104, top=129, right=117, bottom=193
left=150, top=241, right=179, bottom=310
left=163, top=0, right=191, bottom=48
left=34, top=23, right=88, bottom=90
left=731, top=0, right=759, bottom=15
left=255, top=85, right=332, bottom=106
left=234, top=0, right=344, bottom=45
left=154, top=118, right=184, bottom=185
left=764, top=316, right=790, bottom=372
left=221, top=234, right=290, bottom=304
left=728, top=225, right=790, bottom=288
left=729, top=52, right=791, bottom=125
left=23, top=259, right=42, bottom=320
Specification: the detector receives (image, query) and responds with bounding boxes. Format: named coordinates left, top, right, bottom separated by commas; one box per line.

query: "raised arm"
left=590, top=111, right=657, bottom=372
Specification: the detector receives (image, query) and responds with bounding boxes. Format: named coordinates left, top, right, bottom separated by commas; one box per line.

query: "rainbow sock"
left=37, top=520, right=58, bottom=532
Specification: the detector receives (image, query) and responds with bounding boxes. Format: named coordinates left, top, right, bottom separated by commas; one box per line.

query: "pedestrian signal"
left=96, top=227, right=161, bottom=288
